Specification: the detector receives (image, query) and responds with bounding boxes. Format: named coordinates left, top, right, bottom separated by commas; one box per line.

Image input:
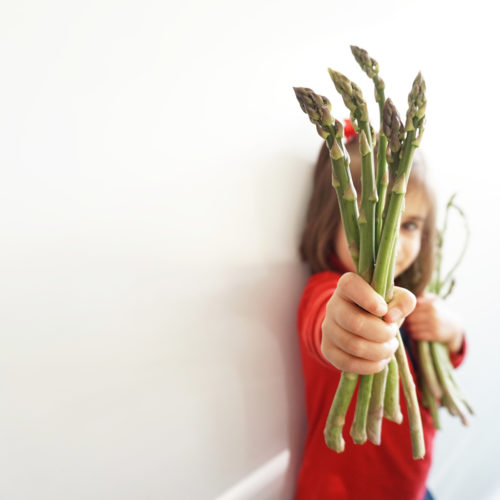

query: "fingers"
left=321, top=275, right=416, bottom=375
left=326, top=322, right=399, bottom=361
left=321, top=338, right=393, bottom=375
left=336, top=273, right=388, bottom=316
left=384, top=286, right=416, bottom=325
left=328, top=295, right=398, bottom=343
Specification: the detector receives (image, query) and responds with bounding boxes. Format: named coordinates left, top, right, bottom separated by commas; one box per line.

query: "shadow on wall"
left=221, top=262, right=310, bottom=499
left=245, top=149, right=314, bottom=498
left=213, top=147, right=315, bottom=498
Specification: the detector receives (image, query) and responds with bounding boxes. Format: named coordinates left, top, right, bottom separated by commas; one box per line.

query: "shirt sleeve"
left=297, top=271, right=342, bottom=370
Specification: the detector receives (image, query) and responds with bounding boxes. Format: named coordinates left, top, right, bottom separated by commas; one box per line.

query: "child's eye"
left=401, top=221, right=419, bottom=231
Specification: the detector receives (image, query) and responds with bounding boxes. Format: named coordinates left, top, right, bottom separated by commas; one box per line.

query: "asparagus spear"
left=362, top=91, right=405, bottom=442
left=328, top=70, right=379, bottom=444
left=366, top=364, right=388, bottom=444
left=431, top=342, right=470, bottom=425
left=418, top=341, right=443, bottom=399
left=354, top=96, right=405, bottom=446
left=384, top=355, right=403, bottom=423
left=371, top=75, right=427, bottom=459
left=293, top=87, right=360, bottom=267
left=351, top=45, right=389, bottom=250
left=422, top=195, right=473, bottom=426
left=328, top=70, right=377, bottom=283
left=293, top=87, right=361, bottom=452
left=421, top=375, right=441, bottom=429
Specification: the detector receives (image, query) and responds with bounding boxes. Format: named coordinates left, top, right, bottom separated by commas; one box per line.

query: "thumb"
left=383, top=287, right=417, bottom=325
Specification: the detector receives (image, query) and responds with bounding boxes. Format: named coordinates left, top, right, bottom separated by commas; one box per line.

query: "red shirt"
left=295, top=269, right=466, bottom=500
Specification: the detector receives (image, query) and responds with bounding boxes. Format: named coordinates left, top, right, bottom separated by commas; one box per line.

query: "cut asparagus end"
left=323, top=372, right=359, bottom=453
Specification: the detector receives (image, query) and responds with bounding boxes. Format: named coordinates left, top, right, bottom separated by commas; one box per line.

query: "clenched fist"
left=321, top=272, right=417, bottom=374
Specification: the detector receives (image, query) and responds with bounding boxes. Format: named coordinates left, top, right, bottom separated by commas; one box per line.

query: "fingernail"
left=375, top=301, right=387, bottom=316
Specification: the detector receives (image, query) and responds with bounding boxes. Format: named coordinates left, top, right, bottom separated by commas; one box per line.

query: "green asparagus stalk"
left=421, top=194, right=473, bottom=427
left=355, top=49, right=403, bottom=439
left=435, top=342, right=473, bottom=415
left=349, top=374, right=373, bottom=444
left=418, top=341, right=443, bottom=399
left=396, top=330, right=425, bottom=459
left=430, top=342, right=469, bottom=425
left=421, top=374, right=441, bottom=429
left=368, top=214, right=399, bottom=441
left=328, top=70, right=379, bottom=444
left=350, top=45, right=388, bottom=250
left=293, top=87, right=360, bottom=267
left=324, top=372, right=360, bottom=451
left=293, top=87, right=361, bottom=451
left=363, top=95, right=406, bottom=446
left=371, top=75, right=427, bottom=459
left=429, top=195, right=470, bottom=296
left=366, top=364, right=388, bottom=444
left=384, top=357, right=403, bottom=423
left=328, top=70, right=377, bottom=283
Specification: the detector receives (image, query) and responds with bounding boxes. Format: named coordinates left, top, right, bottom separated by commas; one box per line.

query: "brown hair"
left=299, top=137, right=436, bottom=295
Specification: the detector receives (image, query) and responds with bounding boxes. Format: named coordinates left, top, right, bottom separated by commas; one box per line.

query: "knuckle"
left=347, top=337, right=365, bottom=359
left=322, top=344, right=342, bottom=369
left=383, top=341, right=395, bottom=358
left=404, top=290, right=417, bottom=311
left=338, top=272, right=356, bottom=291
left=367, top=297, right=381, bottom=315
left=395, top=286, right=417, bottom=312
left=386, top=322, right=398, bottom=339
left=355, top=360, right=376, bottom=375
left=325, top=296, right=336, bottom=318
left=347, top=313, right=365, bottom=336
left=320, top=334, right=331, bottom=359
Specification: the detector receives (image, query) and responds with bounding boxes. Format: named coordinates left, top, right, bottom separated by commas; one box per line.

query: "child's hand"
left=404, top=293, right=465, bottom=353
left=321, top=272, right=417, bottom=374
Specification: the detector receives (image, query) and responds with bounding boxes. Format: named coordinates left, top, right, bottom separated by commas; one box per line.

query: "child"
left=295, top=124, right=467, bottom=500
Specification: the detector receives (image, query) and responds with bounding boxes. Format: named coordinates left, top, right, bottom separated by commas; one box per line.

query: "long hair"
left=299, top=138, right=436, bottom=296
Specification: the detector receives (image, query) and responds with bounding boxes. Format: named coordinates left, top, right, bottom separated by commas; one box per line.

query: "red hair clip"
left=343, top=119, right=358, bottom=144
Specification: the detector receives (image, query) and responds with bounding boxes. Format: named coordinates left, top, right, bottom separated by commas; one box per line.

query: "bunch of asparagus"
left=294, top=46, right=427, bottom=458
left=419, top=194, right=473, bottom=428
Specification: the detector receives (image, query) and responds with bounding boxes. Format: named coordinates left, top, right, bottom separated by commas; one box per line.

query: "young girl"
left=295, top=124, right=467, bottom=500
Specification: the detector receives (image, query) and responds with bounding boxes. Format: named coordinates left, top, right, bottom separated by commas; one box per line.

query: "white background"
left=1, top=1, right=499, bottom=499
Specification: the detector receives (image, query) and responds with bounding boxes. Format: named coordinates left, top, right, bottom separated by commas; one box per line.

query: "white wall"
left=1, top=1, right=499, bottom=499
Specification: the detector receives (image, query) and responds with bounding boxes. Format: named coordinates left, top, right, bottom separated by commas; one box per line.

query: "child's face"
left=334, top=187, right=429, bottom=278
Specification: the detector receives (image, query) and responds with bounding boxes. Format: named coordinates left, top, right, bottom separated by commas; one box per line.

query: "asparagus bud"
left=351, top=45, right=379, bottom=78
left=350, top=45, right=386, bottom=105
left=293, top=87, right=333, bottom=134
left=383, top=98, right=404, bottom=163
left=328, top=69, right=369, bottom=125
left=405, top=72, right=426, bottom=139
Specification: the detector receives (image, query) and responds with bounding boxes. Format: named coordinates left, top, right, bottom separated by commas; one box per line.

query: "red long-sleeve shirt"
left=295, top=269, right=466, bottom=500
